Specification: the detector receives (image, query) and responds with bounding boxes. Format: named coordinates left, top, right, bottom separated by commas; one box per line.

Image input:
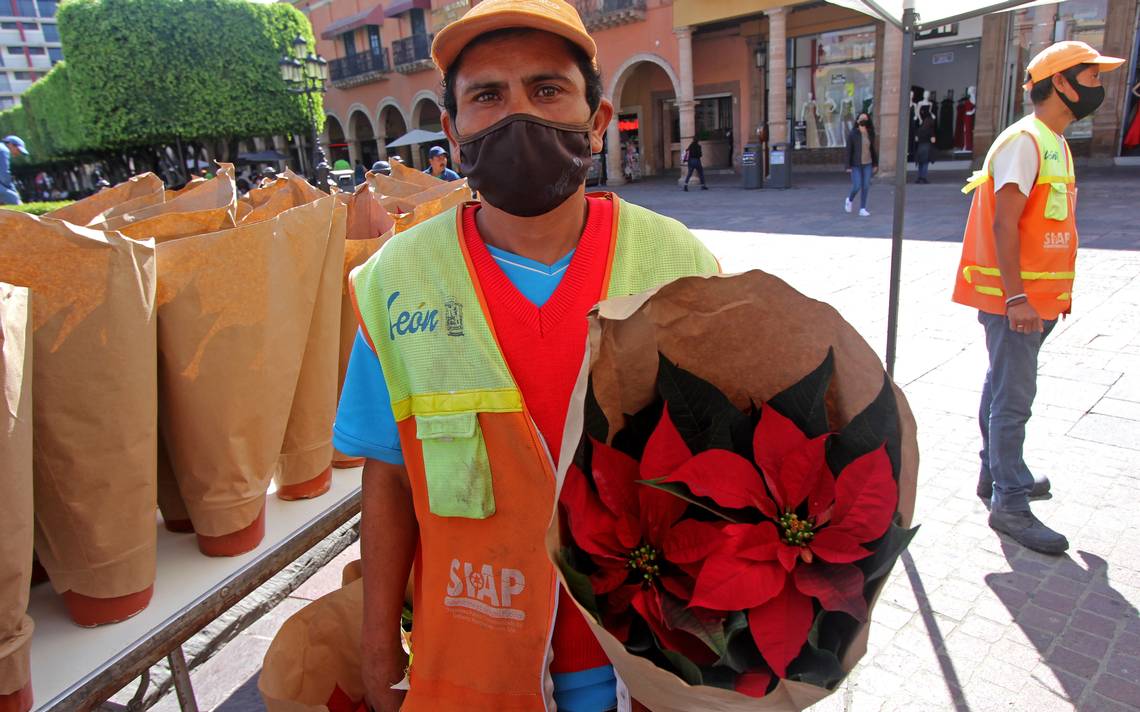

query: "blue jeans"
left=978, top=310, right=1057, bottom=513
left=847, top=163, right=873, bottom=209
left=917, top=161, right=930, bottom=180
left=684, top=160, right=706, bottom=186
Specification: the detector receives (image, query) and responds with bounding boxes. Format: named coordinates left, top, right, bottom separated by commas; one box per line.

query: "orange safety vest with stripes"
left=350, top=193, right=719, bottom=711
left=952, top=114, right=1078, bottom=320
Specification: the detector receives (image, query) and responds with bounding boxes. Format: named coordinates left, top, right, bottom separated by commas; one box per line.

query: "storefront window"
left=1005, top=0, right=1108, bottom=139
left=789, top=25, right=876, bottom=149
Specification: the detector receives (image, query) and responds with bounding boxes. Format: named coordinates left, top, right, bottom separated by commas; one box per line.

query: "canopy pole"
left=885, top=7, right=916, bottom=378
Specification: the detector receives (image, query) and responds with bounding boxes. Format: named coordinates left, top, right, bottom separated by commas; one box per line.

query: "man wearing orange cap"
left=952, top=41, right=1124, bottom=555
left=334, top=1, right=717, bottom=709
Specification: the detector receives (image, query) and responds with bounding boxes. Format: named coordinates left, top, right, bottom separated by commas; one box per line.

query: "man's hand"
left=846, top=168, right=852, bottom=173
left=360, top=458, right=418, bottom=712
left=1006, top=301, right=1043, bottom=333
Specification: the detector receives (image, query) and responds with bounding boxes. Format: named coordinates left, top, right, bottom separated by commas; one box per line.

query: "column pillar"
left=676, top=25, right=695, bottom=180
left=766, top=8, right=787, bottom=145
left=605, top=117, right=626, bottom=185
left=877, top=21, right=904, bottom=177
left=348, top=140, right=362, bottom=166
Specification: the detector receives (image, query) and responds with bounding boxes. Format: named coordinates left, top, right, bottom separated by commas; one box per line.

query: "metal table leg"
left=168, top=646, right=199, bottom=712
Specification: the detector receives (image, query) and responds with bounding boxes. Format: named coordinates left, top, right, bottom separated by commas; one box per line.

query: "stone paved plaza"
left=145, top=168, right=1140, bottom=712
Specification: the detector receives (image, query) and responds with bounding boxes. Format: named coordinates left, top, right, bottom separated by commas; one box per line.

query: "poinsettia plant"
left=558, top=350, right=917, bottom=698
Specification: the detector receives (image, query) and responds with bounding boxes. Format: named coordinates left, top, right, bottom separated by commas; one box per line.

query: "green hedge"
left=7, top=0, right=320, bottom=162
left=1, top=201, right=75, bottom=215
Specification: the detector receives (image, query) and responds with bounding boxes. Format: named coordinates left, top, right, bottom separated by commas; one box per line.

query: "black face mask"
left=1058, top=75, right=1105, bottom=121
left=456, top=113, right=594, bottom=218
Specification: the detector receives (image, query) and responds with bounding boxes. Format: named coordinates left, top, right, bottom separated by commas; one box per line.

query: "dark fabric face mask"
left=455, top=113, right=594, bottom=218
left=1058, top=75, right=1105, bottom=121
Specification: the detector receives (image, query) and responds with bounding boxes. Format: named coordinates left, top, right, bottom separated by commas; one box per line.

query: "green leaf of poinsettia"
left=858, top=521, right=920, bottom=585
left=557, top=548, right=600, bottom=619
left=767, top=348, right=834, bottom=439
left=660, top=594, right=728, bottom=657
left=826, top=374, right=902, bottom=481
left=662, top=649, right=704, bottom=685
left=657, top=354, right=748, bottom=453
left=583, top=377, right=609, bottom=444
left=785, top=641, right=846, bottom=689
left=638, top=479, right=742, bottom=523
left=719, top=614, right=767, bottom=674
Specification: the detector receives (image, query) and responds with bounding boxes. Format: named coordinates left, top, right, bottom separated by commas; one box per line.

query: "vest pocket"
left=416, top=412, right=495, bottom=519
left=1044, top=182, right=1070, bottom=221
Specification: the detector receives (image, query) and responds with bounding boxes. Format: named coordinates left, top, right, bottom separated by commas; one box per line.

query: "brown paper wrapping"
left=44, top=173, right=165, bottom=227
left=155, top=196, right=338, bottom=540
left=241, top=171, right=327, bottom=226
left=273, top=202, right=347, bottom=497
left=259, top=562, right=365, bottom=712
left=393, top=181, right=472, bottom=233
left=0, top=212, right=157, bottom=605
left=388, top=160, right=442, bottom=190
left=548, top=270, right=919, bottom=712
left=0, top=284, right=33, bottom=698
left=107, top=164, right=238, bottom=237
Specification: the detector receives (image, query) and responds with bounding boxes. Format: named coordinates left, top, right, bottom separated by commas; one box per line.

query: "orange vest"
left=351, top=195, right=719, bottom=710
left=952, top=114, right=1078, bottom=320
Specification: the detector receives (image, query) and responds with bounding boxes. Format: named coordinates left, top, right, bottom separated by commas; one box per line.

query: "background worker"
left=423, top=145, right=460, bottom=181
left=952, top=41, right=1124, bottom=555
left=1, top=135, right=29, bottom=205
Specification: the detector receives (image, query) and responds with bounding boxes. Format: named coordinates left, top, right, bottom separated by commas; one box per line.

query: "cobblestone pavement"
left=154, top=171, right=1140, bottom=712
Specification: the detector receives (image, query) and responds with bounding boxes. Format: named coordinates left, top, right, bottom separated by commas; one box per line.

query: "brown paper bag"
left=155, top=196, right=337, bottom=555
left=364, top=172, right=425, bottom=199
left=389, top=159, right=442, bottom=190
left=0, top=284, right=34, bottom=707
left=393, top=180, right=472, bottom=233
left=259, top=562, right=365, bottom=712
left=547, top=270, right=919, bottom=711
left=0, top=211, right=157, bottom=627
left=102, top=162, right=238, bottom=228
left=273, top=203, right=347, bottom=500
left=43, top=173, right=165, bottom=227
left=163, top=176, right=207, bottom=202
left=241, top=170, right=327, bottom=225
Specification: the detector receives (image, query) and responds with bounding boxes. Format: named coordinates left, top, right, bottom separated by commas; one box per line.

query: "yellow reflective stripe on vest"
left=391, top=388, right=523, bottom=422
left=961, top=265, right=1076, bottom=283
left=963, top=115, right=1075, bottom=197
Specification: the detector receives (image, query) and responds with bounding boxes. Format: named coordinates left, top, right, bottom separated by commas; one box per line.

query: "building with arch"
left=286, top=0, right=1140, bottom=178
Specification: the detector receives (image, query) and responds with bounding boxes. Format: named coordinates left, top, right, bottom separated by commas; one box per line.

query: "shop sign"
left=771, top=150, right=786, bottom=165
left=932, top=51, right=955, bottom=66
left=742, top=150, right=757, bottom=165
left=618, top=118, right=639, bottom=132
left=917, top=23, right=958, bottom=41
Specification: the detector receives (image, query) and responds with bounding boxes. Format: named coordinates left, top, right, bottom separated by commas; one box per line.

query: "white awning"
left=385, top=129, right=447, bottom=149
left=826, top=0, right=1037, bottom=30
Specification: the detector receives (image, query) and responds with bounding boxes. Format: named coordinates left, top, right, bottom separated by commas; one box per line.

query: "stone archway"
left=411, top=91, right=443, bottom=168
left=605, top=54, right=681, bottom=181
left=378, top=99, right=411, bottom=166
left=349, top=107, right=379, bottom=168
left=325, top=114, right=349, bottom=166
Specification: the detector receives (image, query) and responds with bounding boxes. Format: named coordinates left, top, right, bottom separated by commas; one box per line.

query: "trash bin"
left=767, top=142, right=792, bottom=189
left=742, top=144, right=762, bottom=189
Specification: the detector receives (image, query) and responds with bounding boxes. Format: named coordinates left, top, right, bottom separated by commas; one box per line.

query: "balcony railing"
left=571, top=0, right=646, bottom=31
left=392, top=33, right=433, bottom=73
left=329, top=48, right=391, bottom=88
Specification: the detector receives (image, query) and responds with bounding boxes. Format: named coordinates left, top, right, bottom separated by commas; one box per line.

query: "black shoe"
left=988, top=509, right=1069, bottom=555
left=701, top=185, right=709, bottom=190
left=683, top=185, right=688, bottom=191
left=977, top=472, right=1051, bottom=500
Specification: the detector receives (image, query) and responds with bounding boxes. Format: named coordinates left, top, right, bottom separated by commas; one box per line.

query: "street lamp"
left=280, top=34, right=331, bottom=190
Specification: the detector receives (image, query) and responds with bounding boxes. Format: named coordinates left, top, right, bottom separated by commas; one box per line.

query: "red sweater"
left=462, top=196, right=613, bottom=674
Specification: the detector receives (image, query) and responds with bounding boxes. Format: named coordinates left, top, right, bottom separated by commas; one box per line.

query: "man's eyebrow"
left=522, top=72, right=574, bottom=84
left=462, top=79, right=508, bottom=95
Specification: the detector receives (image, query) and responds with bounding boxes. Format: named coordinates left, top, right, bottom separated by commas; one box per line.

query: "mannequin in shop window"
left=936, top=90, right=955, bottom=149
left=800, top=96, right=822, bottom=148
left=824, top=91, right=840, bottom=146
left=915, top=90, right=935, bottom=124
left=840, top=87, right=857, bottom=142
left=1123, top=81, right=1140, bottom=152
left=955, top=87, right=976, bottom=151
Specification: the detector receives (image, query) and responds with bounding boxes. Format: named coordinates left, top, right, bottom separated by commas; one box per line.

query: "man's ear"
left=1052, top=72, right=1078, bottom=101
left=589, top=98, right=615, bottom=154
left=442, top=111, right=461, bottom=165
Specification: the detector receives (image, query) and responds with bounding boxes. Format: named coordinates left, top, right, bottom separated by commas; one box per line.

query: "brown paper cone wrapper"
left=273, top=203, right=347, bottom=499
left=157, top=436, right=193, bottom=533
left=0, top=284, right=34, bottom=704
left=155, top=196, right=338, bottom=552
left=44, top=173, right=164, bottom=227
left=0, top=212, right=158, bottom=624
left=109, top=164, right=239, bottom=238
left=387, top=160, right=442, bottom=191
left=259, top=563, right=365, bottom=712
left=241, top=171, right=327, bottom=226
left=393, top=181, right=472, bottom=233
left=547, top=271, right=919, bottom=711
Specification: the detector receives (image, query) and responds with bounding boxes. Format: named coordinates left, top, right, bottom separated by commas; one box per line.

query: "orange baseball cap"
left=431, top=0, right=597, bottom=74
left=1023, top=40, right=1125, bottom=89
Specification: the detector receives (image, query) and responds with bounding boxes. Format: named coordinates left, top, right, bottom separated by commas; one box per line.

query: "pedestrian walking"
left=682, top=137, right=707, bottom=190
left=915, top=110, right=936, bottom=184
left=423, top=145, right=460, bottom=181
left=333, top=1, right=717, bottom=709
left=844, top=113, right=878, bottom=216
left=1, top=135, right=29, bottom=205
left=952, top=41, right=1125, bottom=555
left=354, top=160, right=367, bottom=186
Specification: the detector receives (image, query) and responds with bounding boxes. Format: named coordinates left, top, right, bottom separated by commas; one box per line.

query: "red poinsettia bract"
left=661, top=404, right=897, bottom=677
left=561, top=412, right=728, bottom=665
